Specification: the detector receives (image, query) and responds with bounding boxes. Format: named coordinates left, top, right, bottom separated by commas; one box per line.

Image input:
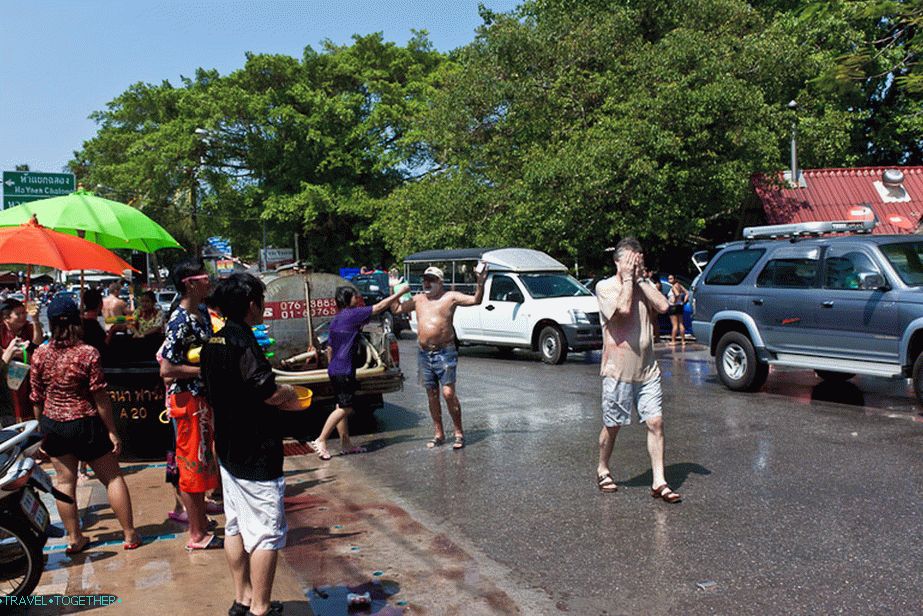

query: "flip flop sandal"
left=124, top=538, right=143, bottom=550
left=426, top=436, right=445, bottom=449
left=597, top=473, right=618, bottom=493
left=339, top=446, right=368, bottom=456
left=452, top=436, right=465, bottom=450
left=310, top=440, right=332, bottom=461
left=185, top=534, right=224, bottom=551
left=205, top=500, right=224, bottom=515
left=65, top=537, right=91, bottom=555
left=651, top=484, right=682, bottom=503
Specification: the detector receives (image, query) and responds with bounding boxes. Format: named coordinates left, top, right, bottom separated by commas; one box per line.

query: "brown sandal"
left=651, top=484, right=682, bottom=503
left=597, top=473, right=618, bottom=493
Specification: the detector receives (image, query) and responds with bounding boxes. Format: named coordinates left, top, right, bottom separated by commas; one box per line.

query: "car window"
left=881, top=241, right=923, bottom=286
left=489, top=275, right=521, bottom=302
left=703, top=249, right=765, bottom=285
left=518, top=274, right=591, bottom=298
left=756, top=257, right=819, bottom=288
left=824, top=248, right=881, bottom=290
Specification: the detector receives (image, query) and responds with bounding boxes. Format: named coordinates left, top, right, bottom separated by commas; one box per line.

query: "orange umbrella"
left=0, top=216, right=136, bottom=297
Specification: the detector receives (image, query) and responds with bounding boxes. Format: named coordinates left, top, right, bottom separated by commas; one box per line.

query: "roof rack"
left=742, top=218, right=877, bottom=240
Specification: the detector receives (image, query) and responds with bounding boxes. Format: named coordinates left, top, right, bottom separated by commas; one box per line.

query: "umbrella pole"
left=80, top=270, right=85, bottom=309
left=25, top=265, right=31, bottom=304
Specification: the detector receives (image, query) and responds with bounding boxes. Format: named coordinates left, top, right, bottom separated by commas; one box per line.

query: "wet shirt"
left=327, top=306, right=373, bottom=377
left=201, top=320, right=282, bottom=481
left=595, top=276, right=659, bottom=384
left=161, top=305, right=212, bottom=397
left=30, top=340, right=107, bottom=421
left=82, top=317, right=107, bottom=354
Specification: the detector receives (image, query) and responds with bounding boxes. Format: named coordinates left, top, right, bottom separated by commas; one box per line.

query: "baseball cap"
left=423, top=266, right=444, bottom=281
left=47, top=295, right=81, bottom=326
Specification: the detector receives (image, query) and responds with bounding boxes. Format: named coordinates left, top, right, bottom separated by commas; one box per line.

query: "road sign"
left=2, top=171, right=75, bottom=210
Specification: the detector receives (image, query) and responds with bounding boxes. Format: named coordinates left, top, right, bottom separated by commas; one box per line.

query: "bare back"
left=413, top=292, right=463, bottom=349
left=102, top=294, right=128, bottom=320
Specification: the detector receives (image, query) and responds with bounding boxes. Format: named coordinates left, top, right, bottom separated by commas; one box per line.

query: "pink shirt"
left=595, top=276, right=659, bottom=383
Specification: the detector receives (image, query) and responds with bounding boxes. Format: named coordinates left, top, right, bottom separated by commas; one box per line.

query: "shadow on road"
left=621, top=462, right=711, bottom=490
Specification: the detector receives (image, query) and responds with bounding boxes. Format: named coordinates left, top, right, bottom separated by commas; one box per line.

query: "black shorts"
left=668, top=305, right=684, bottom=316
left=40, top=415, right=113, bottom=462
left=330, top=374, right=358, bottom=409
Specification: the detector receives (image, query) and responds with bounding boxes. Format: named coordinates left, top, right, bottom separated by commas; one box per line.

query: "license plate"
left=20, top=489, right=48, bottom=532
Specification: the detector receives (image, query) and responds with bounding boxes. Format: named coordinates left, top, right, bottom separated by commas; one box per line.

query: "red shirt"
left=30, top=340, right=107, bottom=421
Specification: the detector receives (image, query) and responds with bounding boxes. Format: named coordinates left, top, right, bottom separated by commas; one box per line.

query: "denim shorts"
left=418, top=346, right=458, bottom=390
left=601, top=374, right=663, bottom=427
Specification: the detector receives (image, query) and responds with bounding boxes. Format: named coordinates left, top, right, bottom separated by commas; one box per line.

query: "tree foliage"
left=71, top=2, right=920, bottom=274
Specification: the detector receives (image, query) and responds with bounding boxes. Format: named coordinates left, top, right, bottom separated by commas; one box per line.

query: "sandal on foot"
left=597, top=473, right=618, bottom=493
left=124, top=537, right=142, bottom=550
left=185, top=534, right=224, bottom=551
left=168, top=512, right=218, bottom=531
left=651, top=484, right=682, bottom=503
left=426, top=436, right=445, bottom=449
left=452, top=435, right=465, bottom=450
left=205, top=500, right=224, bottom=515
left=65, top=537, right=91, bottom=555
left=339, top=446, right=367, bottom=456
left=310, top=440, right=332, bottom=461
left=229, top=600, right=284, bottom=616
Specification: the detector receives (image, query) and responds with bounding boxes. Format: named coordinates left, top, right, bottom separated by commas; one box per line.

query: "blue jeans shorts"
left=602, top=374, right=663, bottom=427
left=418, top=346, right=458, bottom=390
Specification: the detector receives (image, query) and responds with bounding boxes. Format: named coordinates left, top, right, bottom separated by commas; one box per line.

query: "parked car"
left=692, top=217, right=923, bottom=402
left=154, top=290, right=178, bottom=315
left=350, top=273, right=409, bottom=333
left=404, top=248, right=602, bottom=364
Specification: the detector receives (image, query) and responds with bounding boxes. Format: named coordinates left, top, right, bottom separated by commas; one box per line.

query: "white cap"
left=423, top=266, right=444, bottom=281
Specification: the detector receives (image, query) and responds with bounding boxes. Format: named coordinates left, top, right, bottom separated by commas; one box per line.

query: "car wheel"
left=715, top=331, right=768, bottom=392
left=912, top=354, right=923, bottom=405
left=539, top=326, right=567, bottom=365
left=815, top=370, right=855, bottom=382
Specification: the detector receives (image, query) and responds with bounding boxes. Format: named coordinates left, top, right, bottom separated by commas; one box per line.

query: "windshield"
left=518, top=274, right=592, bottom=299
left=881, top=241, right=923, bottom=286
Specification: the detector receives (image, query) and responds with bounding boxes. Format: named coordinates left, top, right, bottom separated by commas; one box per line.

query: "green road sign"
left=2, top=171, right=75, bottom=210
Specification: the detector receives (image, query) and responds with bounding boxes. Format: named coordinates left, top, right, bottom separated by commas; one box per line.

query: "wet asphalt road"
left=349, top=336, right=923, bottom=615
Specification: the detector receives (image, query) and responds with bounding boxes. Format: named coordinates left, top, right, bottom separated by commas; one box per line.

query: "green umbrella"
left=0, top=188, right=181, bottom=253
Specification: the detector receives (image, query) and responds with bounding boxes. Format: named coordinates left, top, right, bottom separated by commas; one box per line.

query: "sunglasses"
left=182, top=274, right=210, bottom=284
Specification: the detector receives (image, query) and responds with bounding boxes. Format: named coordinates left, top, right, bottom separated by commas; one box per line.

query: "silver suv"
left=692, top=220, right=923, bottom=402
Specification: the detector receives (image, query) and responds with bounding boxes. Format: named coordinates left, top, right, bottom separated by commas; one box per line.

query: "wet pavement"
left=19, top=335, right=923, bottom=614
left=339, top=336, right=923, bottom=615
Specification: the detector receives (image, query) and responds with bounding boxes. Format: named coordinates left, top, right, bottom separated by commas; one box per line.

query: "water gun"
left=105, top=315, right=135, bottom=324
left=187, top=346, right=202, bottom=364
left=252, top=324, right=275, bottom=359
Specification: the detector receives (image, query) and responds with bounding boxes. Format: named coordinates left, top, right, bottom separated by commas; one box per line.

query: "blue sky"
left=0, top=0, right=520, bottom=174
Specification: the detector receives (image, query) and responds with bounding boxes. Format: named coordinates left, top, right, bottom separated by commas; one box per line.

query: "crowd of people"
left=0, top=238, right=688, bottom=615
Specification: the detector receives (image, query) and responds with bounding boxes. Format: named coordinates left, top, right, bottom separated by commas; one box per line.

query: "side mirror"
left=509, top=292, right=524, bottom=303
left=858, top=272, right=887, bottom=290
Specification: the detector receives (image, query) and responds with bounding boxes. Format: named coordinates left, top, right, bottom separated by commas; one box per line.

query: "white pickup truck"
left=405, top=248, right=602, bottom=364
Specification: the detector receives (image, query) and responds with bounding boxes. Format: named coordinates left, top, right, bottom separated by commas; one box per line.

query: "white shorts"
left=219, top=465, right=288, bottom=552
left=602, top=374, right=663, bottom=427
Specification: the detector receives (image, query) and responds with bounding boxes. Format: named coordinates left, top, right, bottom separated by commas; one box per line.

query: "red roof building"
left=753, top=167, right=923, bottom=235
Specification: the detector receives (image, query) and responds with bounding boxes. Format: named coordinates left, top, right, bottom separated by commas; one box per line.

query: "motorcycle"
left=0, top=420, right=71, bottom=597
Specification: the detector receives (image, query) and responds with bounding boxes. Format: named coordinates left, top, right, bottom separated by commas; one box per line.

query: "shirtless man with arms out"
left=395, top=265, right=487, bottom=450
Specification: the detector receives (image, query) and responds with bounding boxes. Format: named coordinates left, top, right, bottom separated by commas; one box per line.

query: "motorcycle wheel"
left=0, top=517, right=45, bottom=597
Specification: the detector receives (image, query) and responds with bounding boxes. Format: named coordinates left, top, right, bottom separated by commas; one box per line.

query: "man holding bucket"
left=394, top=264, right=487, bottom=450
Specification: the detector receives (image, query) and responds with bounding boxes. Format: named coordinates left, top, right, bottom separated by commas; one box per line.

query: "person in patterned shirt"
left=30, top=296, right=141, bottom=553
left=160, top=259, right=220, bottom=550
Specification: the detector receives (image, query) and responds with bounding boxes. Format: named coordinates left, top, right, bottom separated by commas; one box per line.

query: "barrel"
left=103, top=334, right=172, bottom=461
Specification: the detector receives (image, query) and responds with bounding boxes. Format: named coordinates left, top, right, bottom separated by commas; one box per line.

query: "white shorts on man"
left=220, top=465, right=287, bottom=552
